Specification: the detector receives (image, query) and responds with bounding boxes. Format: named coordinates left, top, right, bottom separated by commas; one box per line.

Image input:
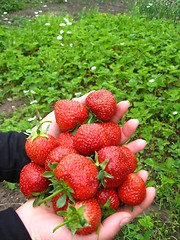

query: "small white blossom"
left=23, top=90, right=29, bottom=94
left=43, top=5, right=47, bottom=7
left=149, top=79, right=155, bottom=83
left=67, top=31, right=71, bottom=34
left=3, top=12, right=8, bottom=15
left=57, top=35, right=63, bottom=40
left=4, top=18, right=8, bottom=21
left=147, top=5, right=150, bottom=8
left=67, top=22, right=72, bottom=26
left=120, top=42, right=125, bottom=46
left=70, top=43, right=73, bottom=47
left=60, top=43, right=64, bottom=46
left=28, top=116, right=36, bottom=122
left=34, top=11, right=39, bottom=15
left=45, top=22, right=50, bottom=26
left=39, top=10, right=42, bottom=13
left=64, top=0, right=67, bottom=2
left=31, top=90, right=36, bottom=94
left=64, top=17, right=69, bottom=23
left=91, top=66, right=96, bottom=71
left=74, top=92, right=82, bottom=96
left=30, top=100, right=38, bottom=105
left=60, top=30, right=64, bottom=34
left=173, top=111, right=178, bottom=115
left=149, top=3, right=152, bottom=6
left=60, top=23, right=66, bottom=27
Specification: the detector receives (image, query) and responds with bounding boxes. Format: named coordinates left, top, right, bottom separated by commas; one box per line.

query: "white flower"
left=60, top=43, right=64, bottom=46
left=70, top=43, right=73, bottom=47
left=3, top=12, right=8, bottom=15
left=4, top=18, right=8, bottom=21
left=23, top=90, right=29, bottom=94
left=28, top=116, right=36, bottom=122
left=120, top=42, right=125, bottom=46
left=43, top=5, right=47, bottom=7
left=60, top=23, right=66, bottom=27
left=64, top=17, right=69, bottom=23
left=149, top=3, right=152, bottom=6
left=39, top=10, right=42, bottom=13
left=45, top=22, right=50, bottom=26
left=67, top=31, right=71, bottom=34
left=91, top=66, right=96, bottom=71
left=74, top=92, right=82, bottom=96
left=34, top=11, right=39, bottom=15
left=31, top=90, right=36, bottom=94
left=149, top=79, right=155, bottom=83
left=57, top=35, right=63, bottom=40
left=67, top=22, right=72, bottom=26
left=30, top=100, right=38, bottom=105
left=64, top=0, right=67, bottom=2
left=173, top=111, right=178, bottom=115
left=60, top=30, right=64, bottom=34
left=147, top=5, right=150, bottom=8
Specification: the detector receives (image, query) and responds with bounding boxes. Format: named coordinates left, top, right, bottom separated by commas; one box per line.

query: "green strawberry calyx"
left=53, top=204, right=90, bottom=236
left=25, top=120, right=52, bottom=141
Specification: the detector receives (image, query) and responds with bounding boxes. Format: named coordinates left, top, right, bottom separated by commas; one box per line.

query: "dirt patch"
left=0, top=99, right=25, bottom=118
left=2, top=1, right=128, bottom=25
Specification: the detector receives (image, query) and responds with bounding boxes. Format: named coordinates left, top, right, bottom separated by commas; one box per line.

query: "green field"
left=0, top=1, right=179, bottom=239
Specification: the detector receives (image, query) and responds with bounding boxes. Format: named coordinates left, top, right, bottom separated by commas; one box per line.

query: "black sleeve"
left=0, top=207, right=32, bottom=240
left=0, top=131, right=30, bottom=183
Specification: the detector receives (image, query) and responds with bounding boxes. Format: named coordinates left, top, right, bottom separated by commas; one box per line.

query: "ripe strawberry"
left=54, top=100, right=88, bottom=132
left=52, top=193, right=71, bottom=214
left=119, top=146, right=137, bottom=173
left=54, top=198, right=101, bottom=235
left=20, top=162, right=49, bottom=198
left=45, top=145, right=78, bottom=171
left=95, top=187, right=120, bottom=210
left=74, top=123, right=110, bottom=156
left=85, top=89, right=117, bottom=121
left=55, top=154, right=99, bottom=200
left=57, top=132, right=75, bottom=149
left=118, top=173, right=146, bottom=206
left=25, top=122, right=59, bottom=166
left=98, top=122, right=121, bottom=146
left=97, top=146, right=130, bottom=188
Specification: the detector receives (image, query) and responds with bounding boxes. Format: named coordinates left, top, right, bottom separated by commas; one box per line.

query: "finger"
left=119, top=119, right=139, bottom=145
left=111, top=101, right=130, bottom=123
left=125, top=139, right=147, bottom=154
left=99, top=211, right=132, bottom=240
left=136, top=170, right=149, bottom=182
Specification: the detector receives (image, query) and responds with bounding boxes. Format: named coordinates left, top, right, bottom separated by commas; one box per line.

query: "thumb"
left=99, top=212, right=132, bottom=240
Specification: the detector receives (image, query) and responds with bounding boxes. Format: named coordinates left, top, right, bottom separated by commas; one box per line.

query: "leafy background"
left=0, top=0, right=179, bottom=239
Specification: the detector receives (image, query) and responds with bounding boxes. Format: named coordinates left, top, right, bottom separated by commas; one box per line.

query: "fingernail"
left=120, top=216, right=131, bottom=228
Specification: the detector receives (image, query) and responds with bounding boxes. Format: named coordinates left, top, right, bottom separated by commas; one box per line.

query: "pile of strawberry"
left=19, top=89, right=146, bottom=236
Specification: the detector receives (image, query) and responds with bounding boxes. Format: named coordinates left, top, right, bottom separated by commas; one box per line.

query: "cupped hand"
left=16, top=170, right=156, bottom=240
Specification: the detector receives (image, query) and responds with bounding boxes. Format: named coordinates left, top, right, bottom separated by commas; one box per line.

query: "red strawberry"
left=57, top=132, right=75, bottom=149
left=54, top=198, right=101, bottom=235
left=74, top=123, right=110, bottom=156
left=98, top=122, right=121, bottom=146
left=20, top=162, right=49, bottom=198
left=119, top=146, right=137, bottom=173
left=52, top=193, right=71, bottom=214
left=45, top=146, right=78, bottom=171
left=97, top=146, right=130, bottom=188
left=25, top=122, right=59, bottom=166
left=95, top=187, right=120, bottom=210
left=55, top=153, right=99, bottom=200
left=85, top=89, right=117, bottom=121
left=54, top=100, right=88, bottom=132
left=118, top=173, right=146, bottom=206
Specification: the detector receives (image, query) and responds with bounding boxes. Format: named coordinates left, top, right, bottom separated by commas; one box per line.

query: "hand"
left=33, top=92, right=147, bottom=154
left=16, top=170, right=156, bottom=240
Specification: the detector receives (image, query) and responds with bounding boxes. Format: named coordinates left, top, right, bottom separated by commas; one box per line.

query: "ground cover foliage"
left=0, top=1, right=180, bottom=239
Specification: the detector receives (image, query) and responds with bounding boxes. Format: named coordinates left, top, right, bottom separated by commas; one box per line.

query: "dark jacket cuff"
left=0, top=207, right=32, bottom=240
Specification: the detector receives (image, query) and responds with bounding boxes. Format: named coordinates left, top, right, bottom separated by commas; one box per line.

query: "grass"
left=0, top=1, right=180, bottom=239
